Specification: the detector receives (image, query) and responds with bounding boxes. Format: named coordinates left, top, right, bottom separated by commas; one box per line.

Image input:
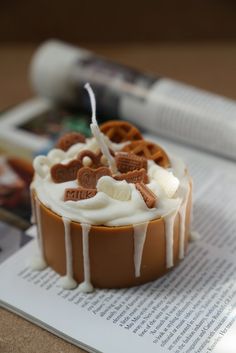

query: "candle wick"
left=84, top=83, right=96, bottom=125
left=84, top=83, right=118, bottom=174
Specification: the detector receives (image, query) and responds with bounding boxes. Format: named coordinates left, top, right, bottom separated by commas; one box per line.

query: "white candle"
left=84, top=83, right=117, bottom=174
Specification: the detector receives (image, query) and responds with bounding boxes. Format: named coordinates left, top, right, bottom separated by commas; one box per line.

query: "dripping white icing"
left=58, top=217, right=77, bottom=289
left=30, top=255, right=47, bottom=271
left=78, top=223, right=93, bottom=293
left=133, top=222, right=148, bottom=277
left=164, top=208, right=179, bottom=268
left=190, top=231, right=200, bottom=242
left=30, top=198, right=47, bottom=270
left=178, top=182, right=190, bottom=259
left=30, top=185, right=36, bottom=224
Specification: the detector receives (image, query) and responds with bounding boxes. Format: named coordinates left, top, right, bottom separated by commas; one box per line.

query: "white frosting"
left=30, top=184, right=36, bottom=224
left=133, top=222, right=148, bottom=277
left=58, top=217, right=77, bottom=289
left=164, top=207, right=179, bottom=268
left=190, top=231, right=200, bottom=242
left=78, top=223, right=93, bottom=293
left=33, top=177, right=182, bottom=226
left=30, top=255, right=47, bottom=271
left=97, top=176, right=131, bottom=201
left=178, top=179, right=190, bottom=259
left=31, top=198, right=47, bottom=270
left=32, top=139, right=186, bottom=227
left=59, top=275, right=77, bottom=290
left=148, top=163, right=180, bottom=198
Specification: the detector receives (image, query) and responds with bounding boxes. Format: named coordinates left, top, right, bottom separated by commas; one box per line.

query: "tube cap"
left=30, top=40, right=88, bottom=102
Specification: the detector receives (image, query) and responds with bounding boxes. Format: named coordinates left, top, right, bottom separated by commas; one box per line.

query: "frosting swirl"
left=32, top=137, right=189, bottom=226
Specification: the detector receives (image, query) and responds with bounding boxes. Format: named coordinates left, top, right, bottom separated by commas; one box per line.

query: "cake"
left=30, top=85, right=192, bottom=292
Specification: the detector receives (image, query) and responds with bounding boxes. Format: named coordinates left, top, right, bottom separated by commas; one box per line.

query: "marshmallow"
left=97, top=176, right=131, bottom=201
left=149, top=165, right=179, bottom=198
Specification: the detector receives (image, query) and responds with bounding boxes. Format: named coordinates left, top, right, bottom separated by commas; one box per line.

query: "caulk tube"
left=30, top=40, right=236, bottom=160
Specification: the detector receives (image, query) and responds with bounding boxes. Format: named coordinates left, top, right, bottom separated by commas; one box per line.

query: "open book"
left=0, top=132, right=236, bottom=353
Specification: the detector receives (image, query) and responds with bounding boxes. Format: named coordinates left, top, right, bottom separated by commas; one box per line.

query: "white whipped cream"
left=32, top=137, right=189, bottom=227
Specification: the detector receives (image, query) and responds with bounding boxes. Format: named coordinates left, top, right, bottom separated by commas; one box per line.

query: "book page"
left=1, top=138, right=236, bottom=353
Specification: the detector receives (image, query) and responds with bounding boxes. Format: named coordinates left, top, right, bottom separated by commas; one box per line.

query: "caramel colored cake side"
left=32, top=192, right=191, bottom=289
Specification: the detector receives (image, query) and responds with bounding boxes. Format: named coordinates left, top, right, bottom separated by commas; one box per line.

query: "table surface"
left=0, top=41, right=236, bottom=353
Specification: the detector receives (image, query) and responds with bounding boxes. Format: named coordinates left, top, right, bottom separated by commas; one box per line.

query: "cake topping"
left=51, top=160, right=82, bottom=183
left=77, top=149, right=115, bottom=168
left=114, top=169, right=148, bottom=184
left=135, top=182, right=157, bottom=208
left=56, top=132, right=86, bottom=151
left=33, top=156, right=51, bottom=179
left=77, top=150, right=102, bottom=168
left=122, top=140, right=170, bottom=168
left=97, top=176, right=131, bottom=201
left=77, top=166, right=112, bottom=189
left=115, top=152, right=147, bottom=173
left=149, top=164, right=180, bottom=198
left=64, top=187, right=97, bottom=201
left=100, top=120, right=143, bottom=143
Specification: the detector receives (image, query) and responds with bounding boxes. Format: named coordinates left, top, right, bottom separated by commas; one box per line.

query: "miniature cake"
left=30, top=84, right=192, bottom=292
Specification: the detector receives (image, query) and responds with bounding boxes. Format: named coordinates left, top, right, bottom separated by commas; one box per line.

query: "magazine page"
left=0, top=138, right=236, bottom=353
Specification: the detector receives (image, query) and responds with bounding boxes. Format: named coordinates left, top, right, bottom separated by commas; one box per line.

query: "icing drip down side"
left=133, top=222, right=149, bottom=277
left=78, top=223, right=93, bottom=293
left=58, top=217, right=77, bottom=289
left=30, top=198, right=47, bottom=271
